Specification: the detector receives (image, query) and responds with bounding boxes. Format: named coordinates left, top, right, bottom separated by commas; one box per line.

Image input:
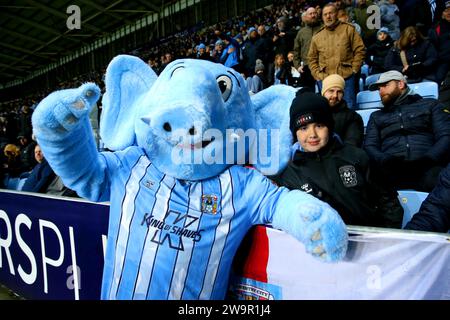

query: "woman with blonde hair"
left=385, top=26, right=438, bottom=83
left=269, top=53, right=294, bottom=86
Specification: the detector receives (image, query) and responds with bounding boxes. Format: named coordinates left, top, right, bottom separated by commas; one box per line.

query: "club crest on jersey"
left=339, top=165, right=357, bottom=187
left=201, top=194, right=218, bottom=214
left=300, top=183, right=313, bottom=194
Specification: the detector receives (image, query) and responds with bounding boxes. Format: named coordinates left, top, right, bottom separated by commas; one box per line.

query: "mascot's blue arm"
left=241, top=166, right=348, bottom=263
left=32, top=83, right=110, bottom=201
left=270, top=190, right=348, bottom=262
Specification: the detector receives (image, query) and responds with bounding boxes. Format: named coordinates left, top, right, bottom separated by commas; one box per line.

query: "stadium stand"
left=356, top=90, right=382, bottom=109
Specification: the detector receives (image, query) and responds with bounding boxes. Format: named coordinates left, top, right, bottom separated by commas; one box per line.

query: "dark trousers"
left=298, top=65, right=316, bottom=89
left=374, top=164, right=444, bottom=193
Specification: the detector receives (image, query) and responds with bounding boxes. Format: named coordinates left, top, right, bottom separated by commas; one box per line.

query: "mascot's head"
left=100, top=55, right=296, bottom=180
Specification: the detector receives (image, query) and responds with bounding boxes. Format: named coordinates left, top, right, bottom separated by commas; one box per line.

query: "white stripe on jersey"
left=167, top=182, right=202, bottom=300
left=108, top=156, right=150, bottom=299
left=199, top=170, right=235, bottom=299
left=133, top=175, right=176, bottom=299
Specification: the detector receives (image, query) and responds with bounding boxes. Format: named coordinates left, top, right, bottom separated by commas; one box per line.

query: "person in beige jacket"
left=308, top=3, right=365, bottom=109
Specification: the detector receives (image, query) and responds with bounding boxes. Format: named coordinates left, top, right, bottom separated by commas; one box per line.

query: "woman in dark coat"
left=384, top=26, right=438, bottom=83
left=366, top=27, right=394, bottom=74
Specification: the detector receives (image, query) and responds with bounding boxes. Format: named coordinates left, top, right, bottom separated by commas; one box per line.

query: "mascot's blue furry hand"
left=300, top=203, right=348, bottom=262
left=272, top=191, right=348, bottom=262
left=33, top=83, right=101, bottom=140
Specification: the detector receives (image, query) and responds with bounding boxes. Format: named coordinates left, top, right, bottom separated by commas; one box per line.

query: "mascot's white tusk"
left=141, top=117, right=151, bottom=125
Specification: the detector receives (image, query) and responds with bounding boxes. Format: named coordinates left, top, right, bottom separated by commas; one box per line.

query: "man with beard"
left=321, top=74, right=364, bottom=147
left=293, top=7, right=322, bottom=88
left=364, top=70, right=450, bottom=192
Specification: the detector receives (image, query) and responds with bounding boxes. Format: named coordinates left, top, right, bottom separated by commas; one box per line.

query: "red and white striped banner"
left=230, top=226, right=450, bottom=300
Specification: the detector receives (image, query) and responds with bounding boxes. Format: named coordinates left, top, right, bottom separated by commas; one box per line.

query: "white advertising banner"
left=230, top=226, right=450, bottom=300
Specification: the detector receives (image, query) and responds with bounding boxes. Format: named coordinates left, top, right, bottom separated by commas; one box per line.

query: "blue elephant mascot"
left=32, top=55, right=348, bottom=300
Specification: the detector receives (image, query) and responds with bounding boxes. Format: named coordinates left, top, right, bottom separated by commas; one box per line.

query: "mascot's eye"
left=216, top=75, right=232, bottom=101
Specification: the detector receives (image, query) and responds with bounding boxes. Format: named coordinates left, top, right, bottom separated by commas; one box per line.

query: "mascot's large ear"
left=250, top=85, right=297, bottom=176
left=100, top=54, right=157, bottom=150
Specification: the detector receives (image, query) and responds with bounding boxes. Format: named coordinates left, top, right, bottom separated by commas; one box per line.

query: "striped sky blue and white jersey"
left=99, top=146, right=289, bottom=300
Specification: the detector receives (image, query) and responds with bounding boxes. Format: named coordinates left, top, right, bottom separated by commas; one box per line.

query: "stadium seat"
left=356, top=108, right=378, bottom=132
left=5, top=177, right=20, bottom=190
left=364, top=73, right=381, bottom=89
left=410, top=81, right=439, bottom=99
left=358, top=78, right=364, bottom=92
left=356, top=90, right=381, bottom=109
left=361, top=64, right=370, bottom=78
left=397, top=190, right=429, bottom=228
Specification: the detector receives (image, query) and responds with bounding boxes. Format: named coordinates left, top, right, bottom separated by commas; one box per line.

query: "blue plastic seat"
left=356, top=90, right=381, bottom=109
left=361, top=64, right=370, bottom=78
left=410, top=81, right=439, bottom=99
left=364, top=73, right=382, bottom=90
left=397, top=190, right=429, bottom=228
left=358, top=78, right=364, bottom=92
left=356, top=108, right=378, bottom=133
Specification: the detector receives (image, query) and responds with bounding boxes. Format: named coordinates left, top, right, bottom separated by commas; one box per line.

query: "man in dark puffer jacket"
left=364, top=70, right=450, bottom=192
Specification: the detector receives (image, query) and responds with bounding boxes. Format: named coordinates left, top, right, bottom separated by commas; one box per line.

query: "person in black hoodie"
left=270, top=91, right=403, bottom=228
left=321, top=74, right=364, bottom=147
left=366, top=27, right=394, bottom=74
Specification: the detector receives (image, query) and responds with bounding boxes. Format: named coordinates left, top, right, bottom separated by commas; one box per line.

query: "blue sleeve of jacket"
left=425, top=101, right=450, bottom=164
left=404, top=164, right=450, bottom=233
left=21, top=160, right=54, bottom=193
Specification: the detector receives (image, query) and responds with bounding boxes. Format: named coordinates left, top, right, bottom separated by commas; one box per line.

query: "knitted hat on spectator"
left=321, top=74, right=345, bottom=95
left=247, top=27, right=257, bottom=36
left=446, top=1, right=450, bottom=8
left=255, top=59, right=265, bottom=73
left=198, top=43, right=206, bottom=50
left=377, top=27, right=389, bottom=36
left=289, top=91, right=334, bottom=141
